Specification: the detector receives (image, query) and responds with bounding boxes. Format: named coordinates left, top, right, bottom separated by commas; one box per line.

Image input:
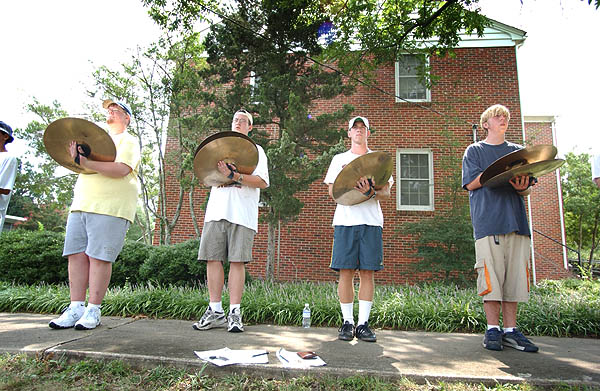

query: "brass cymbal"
left=480, top=144, right=557, bottom=185
left=193, top=131, right=259, bottom=187
left=43, top=118, right=116, bottom=174
left=483, top=159, right=565, bottom=188
left=332, top=152, right=393, bottom=205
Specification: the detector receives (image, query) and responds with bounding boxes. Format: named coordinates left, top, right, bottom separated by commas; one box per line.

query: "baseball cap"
left=102, top=99, right=132, bottom=116
left=0, top=121, right=14, bottom=143
left=348, top=116, right=369, bottom=130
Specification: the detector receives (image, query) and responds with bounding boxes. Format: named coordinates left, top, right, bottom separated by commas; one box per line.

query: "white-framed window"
left=396, top=149, right=434, bottom=211
left=395, top=54, right=430, bottom=102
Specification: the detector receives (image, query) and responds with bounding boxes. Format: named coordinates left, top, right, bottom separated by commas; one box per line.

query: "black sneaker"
left=502, top=328, right=539, bottom=352
left=483, top=328, right=503, bottom=351
left=355, top=322, right=377, bottom=342
left=338, top=321, right=354, bottom=341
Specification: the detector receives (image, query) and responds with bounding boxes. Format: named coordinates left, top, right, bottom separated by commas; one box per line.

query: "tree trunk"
left=265, top=220, right=276, bottom=280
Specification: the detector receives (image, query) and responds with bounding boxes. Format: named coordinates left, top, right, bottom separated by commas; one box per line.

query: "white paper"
left=276, top=348, right=327, bottom=368
left=194, top=347, right=269, bottom=366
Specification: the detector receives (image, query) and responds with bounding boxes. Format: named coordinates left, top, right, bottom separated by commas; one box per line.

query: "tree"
left=141, top=0, right=493, bottom=279
left=561, top=152, right=600, bottom=265
left=89, top=34, right=210, bottom=244
left=8, top=99, right=76, bottom=232
left=400, top=126, right=475, bottom=284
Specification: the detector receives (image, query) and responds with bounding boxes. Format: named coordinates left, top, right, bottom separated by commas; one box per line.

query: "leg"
left=87, top=257, right=113, bottom=305
left=68, top=252, right=90, bottom=302
left=501, top=301, right=517, bottom=328
left=228, top=262, right=245, bottom=305
left=357, top=269, right=374, bottom=301
left=338, top=269, right=355, bottom=303
left=206, top=260, right=225, bottom=302
left=483, top=300, right=501, bottom=325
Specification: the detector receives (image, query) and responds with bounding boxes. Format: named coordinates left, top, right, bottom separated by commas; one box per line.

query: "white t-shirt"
left=0, top=152, right=18, bottom=232
left=324, top=149, right=393, bottom=227
left=592, top=154, right=600, bottom=180
left=204, top=144, right=269, bottom=232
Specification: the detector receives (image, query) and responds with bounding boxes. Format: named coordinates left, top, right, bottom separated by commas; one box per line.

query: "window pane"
left=398, top=78, right=426, bottom=100
left=399, top=152, right=431, bottom=207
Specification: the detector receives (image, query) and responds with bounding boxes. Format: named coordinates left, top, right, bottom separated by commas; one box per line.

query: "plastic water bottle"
left=302, top=303, right=311, bottom=328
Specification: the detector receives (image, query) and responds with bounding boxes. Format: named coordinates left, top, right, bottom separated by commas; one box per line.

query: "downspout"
left=552, top=119, right=569, bottom=270
left=515, top=44, right=537, bottom=285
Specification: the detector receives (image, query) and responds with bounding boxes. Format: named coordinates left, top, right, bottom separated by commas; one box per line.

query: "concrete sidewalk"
left=1, top=312, right=598, bottom=386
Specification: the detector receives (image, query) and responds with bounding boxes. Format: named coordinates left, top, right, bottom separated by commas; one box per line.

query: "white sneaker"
left=49, top=305, right=85, bottom=329
left=74, top=306, right=101, bottom=330
left=227, top=308, right=244, bottom=333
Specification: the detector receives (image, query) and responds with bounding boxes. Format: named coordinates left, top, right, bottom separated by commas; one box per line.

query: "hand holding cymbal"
left=332, top=152, right=393, bottom=205
left=193, top=131, right=258, bottom=187
left=43, top=118, right=116, bottom=174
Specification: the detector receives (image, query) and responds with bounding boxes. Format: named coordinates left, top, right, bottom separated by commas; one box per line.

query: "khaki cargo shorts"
left=474, top=233, right=531, bottom=302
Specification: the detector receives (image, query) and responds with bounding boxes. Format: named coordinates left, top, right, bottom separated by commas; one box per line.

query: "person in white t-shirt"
left=592, top=154, right=600, bottom=189
left=192, top=109, right=269, bottom=333
left=324, top=116, right=393, bottom=343
left=0, top=121, right=18, bottom=234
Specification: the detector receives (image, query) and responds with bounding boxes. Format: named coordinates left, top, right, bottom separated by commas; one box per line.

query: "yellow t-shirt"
left=70, top=131, right=140, bottom=223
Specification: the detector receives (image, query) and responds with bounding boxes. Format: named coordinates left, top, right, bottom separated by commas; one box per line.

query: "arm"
left=465, top=173, right=483, bottom=191
left=70, top=141, right=132, bottom=178
left=594, top=177, right=600, bottom=189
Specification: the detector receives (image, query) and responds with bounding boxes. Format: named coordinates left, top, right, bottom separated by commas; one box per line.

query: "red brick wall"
left=524, top=120, right=571, bottom=280
left=156, top=46, right=569, bottom=283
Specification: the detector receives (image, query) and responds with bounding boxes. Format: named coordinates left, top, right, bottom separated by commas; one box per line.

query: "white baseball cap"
left=348, top=116, right=370, bottom=130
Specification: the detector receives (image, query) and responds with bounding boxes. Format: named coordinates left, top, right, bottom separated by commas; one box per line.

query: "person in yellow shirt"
left=49, top=100, right=140, bottom=331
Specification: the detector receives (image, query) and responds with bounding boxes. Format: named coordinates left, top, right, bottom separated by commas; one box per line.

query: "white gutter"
left=515, top=45, right=537, bottom=285
left=552, top=120, right=569, bottom=270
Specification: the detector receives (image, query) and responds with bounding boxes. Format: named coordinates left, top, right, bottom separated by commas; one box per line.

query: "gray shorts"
left=63, top=212, right=130, bottom=263
left=198, top=220, right=255, bottom=263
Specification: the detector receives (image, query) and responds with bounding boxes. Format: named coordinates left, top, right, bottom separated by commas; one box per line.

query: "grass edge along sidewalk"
left=0, top=278, right=598, bottom=338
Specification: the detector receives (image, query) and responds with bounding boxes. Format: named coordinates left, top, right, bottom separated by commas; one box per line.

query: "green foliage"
left=2, top=279, right=598, bottom=337
left=0, top=230, right=210, bottom=287
left=139, top=239, right=206, bottom=286
left=561, top=152, right=600, bottom=264
left=0, top=230, right=66, bottom=284
left=399, top=127, right=475, bottom=283
left=322, top=1, right=489, bottom=77
left=111, top=240, right=153, bottom=286
left=8, top=99, right=76, bottom=231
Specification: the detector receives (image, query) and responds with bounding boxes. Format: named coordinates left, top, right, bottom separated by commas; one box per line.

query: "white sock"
left=70, top=301, right=85, bottom=309
left=87, top=303, right=101, bottom=311
left=340, top=302, right=354, bottom=324
left=487, top=325, right=501, bottom=331
left=210, top=302, right=223, bottom=313
left=504, top=327, right=515, bottom=333
left=357, top=300, right=373, bottom=326
left=229, top=304, right=241, bottom=314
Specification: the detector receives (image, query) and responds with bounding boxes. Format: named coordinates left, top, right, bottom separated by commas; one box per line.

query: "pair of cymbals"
left=332, top=152, right=393, bottom=205
left=193, top=131, right=259, bottom=187
left=43, top=118, right=116, bottom=174
left=480, top=144, right=565, bottom=188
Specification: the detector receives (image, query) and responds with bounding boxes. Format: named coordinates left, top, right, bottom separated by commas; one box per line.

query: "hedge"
left=0, top=230, right=230, bottom=286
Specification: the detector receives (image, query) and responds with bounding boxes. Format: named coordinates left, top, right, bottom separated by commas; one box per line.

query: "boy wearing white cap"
left=324, top=116, right=393, bottom=342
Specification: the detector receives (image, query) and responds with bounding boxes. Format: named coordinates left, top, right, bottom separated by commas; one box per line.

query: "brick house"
left=156, top=19, right=570, bottom=283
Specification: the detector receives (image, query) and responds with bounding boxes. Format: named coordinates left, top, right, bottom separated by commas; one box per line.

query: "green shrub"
left=111, top=241, right=153, bottom=286
left=139, top=239, right=207, bottom=285
left=0, top=230, right=67, bottom=284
